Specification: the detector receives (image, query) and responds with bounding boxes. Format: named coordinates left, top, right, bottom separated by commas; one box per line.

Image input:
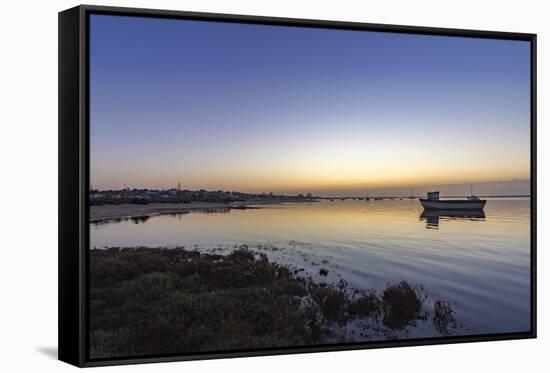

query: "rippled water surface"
left=91, top=198, right=531, bottom=336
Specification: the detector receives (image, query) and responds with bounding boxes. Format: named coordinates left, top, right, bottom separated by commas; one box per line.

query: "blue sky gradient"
left=90, top=15, right=531, bottom=195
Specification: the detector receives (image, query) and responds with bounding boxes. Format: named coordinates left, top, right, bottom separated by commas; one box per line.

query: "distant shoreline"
left=318, top=195, right=530, bottom=200
left=90, top=198, right=316, bottom=223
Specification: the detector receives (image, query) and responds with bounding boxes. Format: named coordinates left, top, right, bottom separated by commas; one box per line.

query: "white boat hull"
left=420, top=199, right=486, bottom=210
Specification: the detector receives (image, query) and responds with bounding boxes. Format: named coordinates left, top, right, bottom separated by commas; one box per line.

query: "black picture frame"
left=59, top=4, right=537, bottom=367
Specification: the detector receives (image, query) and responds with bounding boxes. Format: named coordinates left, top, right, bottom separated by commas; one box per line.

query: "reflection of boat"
left=421, top=209, right=486, bottom=219
left=419, top=191, right=486, bottom=210
left=420, top=209, right=486, bottom=229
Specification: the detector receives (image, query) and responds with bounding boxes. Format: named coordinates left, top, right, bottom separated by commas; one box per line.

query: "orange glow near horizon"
left=91, top=152, right=529, bottom=194
left=91, top=127, right=530, bottom=194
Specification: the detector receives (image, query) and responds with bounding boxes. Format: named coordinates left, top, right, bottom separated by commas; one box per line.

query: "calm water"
left=90, top=198, right=531, bottom=336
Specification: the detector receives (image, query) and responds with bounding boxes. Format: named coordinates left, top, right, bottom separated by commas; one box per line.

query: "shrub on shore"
left=382, top=281, right=427, bottom=330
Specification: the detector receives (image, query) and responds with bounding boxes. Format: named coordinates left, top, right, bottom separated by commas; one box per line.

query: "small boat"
left=419, top=191, right=486, bottom=210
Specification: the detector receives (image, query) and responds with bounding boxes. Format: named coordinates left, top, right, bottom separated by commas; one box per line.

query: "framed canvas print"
left=58, top=5, right=537, bottom=367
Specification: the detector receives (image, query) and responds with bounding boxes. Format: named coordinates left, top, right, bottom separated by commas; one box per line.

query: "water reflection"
left=90, top=199, right=531, bottom=335
left=130, top=215, right=150, bottom=224
left=420, top=209, right=486, bottom=229
left=92, top=208, right=234, bottom=226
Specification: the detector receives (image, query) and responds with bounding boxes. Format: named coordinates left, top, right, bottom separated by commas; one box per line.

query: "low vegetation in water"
left=89, top=247, right=456, bottom=359
left=382, top=281, right=427, bottom=330
left=433, top=300, right=457, bottom=335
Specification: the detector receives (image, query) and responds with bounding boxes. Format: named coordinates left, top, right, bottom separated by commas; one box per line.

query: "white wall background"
left=0, top=0, right=546, bottom=371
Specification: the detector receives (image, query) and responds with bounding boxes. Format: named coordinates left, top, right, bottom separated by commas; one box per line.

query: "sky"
left=89, top=14, right=531, bottom=196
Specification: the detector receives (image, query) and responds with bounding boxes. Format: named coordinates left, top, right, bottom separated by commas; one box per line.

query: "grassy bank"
left=90, top=247, right=455, bottom=359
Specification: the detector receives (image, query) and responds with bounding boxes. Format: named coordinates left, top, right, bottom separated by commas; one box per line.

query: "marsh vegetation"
left=90, top=247, right=457, bottom=359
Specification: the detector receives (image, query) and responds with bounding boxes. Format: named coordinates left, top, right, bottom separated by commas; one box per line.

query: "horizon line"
left=91, top=177, right=530, bottom=193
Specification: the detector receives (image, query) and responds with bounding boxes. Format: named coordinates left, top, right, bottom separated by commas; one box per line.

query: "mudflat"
left=89, top=198, right=314, bottom=222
